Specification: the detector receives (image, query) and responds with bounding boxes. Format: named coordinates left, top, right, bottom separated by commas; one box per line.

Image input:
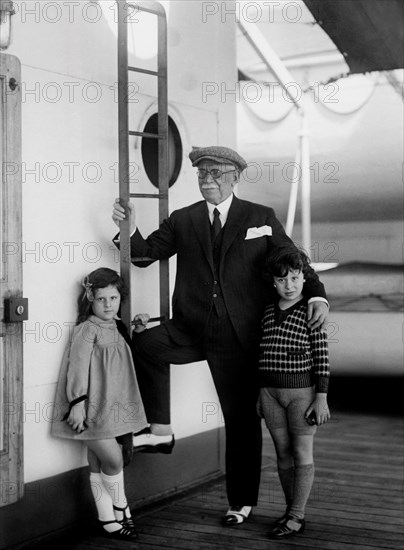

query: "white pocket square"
left=245, top=226, right=272, bottom=240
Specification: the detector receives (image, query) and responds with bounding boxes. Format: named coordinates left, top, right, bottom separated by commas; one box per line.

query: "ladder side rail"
left=117, top=0, right=170, bottom=327
left=157, top=7, right=170, bottom=323
left=117, top=0, right=132, bottom=333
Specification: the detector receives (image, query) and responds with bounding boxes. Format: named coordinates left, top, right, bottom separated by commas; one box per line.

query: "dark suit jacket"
left=126, top=195, right=326, bottom=351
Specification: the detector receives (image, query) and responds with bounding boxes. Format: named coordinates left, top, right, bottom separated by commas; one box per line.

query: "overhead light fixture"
left=0, top=1, right=15, bottom=50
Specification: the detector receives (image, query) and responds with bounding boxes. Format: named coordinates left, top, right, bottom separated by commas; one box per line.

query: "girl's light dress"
left=51, top=315, right=148, bottom=441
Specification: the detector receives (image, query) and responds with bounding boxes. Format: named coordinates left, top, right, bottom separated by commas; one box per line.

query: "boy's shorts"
left=257, top=386, right=317, bottom=436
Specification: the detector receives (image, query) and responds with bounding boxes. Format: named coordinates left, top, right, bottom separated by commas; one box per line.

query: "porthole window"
left=141, top=114, right=182, bottom=188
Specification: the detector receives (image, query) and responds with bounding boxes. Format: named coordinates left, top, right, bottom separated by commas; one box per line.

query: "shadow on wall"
left=320, top=262, right=403, bottom=416
left=328, top=376, right=404, bottom=416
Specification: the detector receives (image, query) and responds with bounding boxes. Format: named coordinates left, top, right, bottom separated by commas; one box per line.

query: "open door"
left=0, top=53, right=23, bottom=506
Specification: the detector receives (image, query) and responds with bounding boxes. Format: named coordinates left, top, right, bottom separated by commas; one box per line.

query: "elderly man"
left=112, top=146, right=328, bottom=525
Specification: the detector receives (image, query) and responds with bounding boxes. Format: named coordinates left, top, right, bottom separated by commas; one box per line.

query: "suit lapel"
left=221, top=196, right=248, bottom=259
left=189, top=202, right=214, bottom=271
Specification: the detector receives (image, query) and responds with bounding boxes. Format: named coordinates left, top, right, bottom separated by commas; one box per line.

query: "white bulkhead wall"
left=6, top=0, right=237, bottom=483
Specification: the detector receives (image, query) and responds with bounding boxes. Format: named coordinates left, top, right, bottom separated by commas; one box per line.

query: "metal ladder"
left=117, top=0, right=169, bottom=333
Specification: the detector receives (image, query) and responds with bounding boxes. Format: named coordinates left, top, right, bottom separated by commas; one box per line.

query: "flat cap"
left=189, top=146, right=248, bottom=172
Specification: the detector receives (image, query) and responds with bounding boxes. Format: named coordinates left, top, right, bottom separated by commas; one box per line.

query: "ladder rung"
left=132, top=315, right=165, bottom=326
left=130, top=193, right=167, bottom=199
left=127, top=3, right=164, bottom=17
left=131, top=256, right=156, bottom=262
left=128, top=66, right=159, bottom=77
left=129, top=130, right=165, bottom=140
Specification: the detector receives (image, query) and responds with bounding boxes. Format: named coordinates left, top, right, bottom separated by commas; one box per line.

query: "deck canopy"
left=303, top=0, right=404, bottom=74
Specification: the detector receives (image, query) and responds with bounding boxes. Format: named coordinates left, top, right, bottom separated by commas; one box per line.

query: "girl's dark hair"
left=263, top=245, right=313, bottom=282
left=76, top=268, right=128, bottom=325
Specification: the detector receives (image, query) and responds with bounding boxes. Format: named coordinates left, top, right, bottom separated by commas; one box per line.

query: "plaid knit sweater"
left=258, top=300, right=330, bottom=393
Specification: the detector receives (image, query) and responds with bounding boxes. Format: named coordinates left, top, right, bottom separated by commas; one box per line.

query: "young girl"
left=51, top=268, right=149, bottom=540
left=257, top=246, right=331, bottom=539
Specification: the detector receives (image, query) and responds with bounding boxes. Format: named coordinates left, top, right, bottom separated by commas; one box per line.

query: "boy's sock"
left=288, top=463, right=314, bottom=520
left=277, top=466, right=295, bottom=509
left=89, top=472, right=121, bottom=533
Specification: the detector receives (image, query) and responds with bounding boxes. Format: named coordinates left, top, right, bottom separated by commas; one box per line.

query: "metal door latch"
left=4, top=298, right=29, bottom=322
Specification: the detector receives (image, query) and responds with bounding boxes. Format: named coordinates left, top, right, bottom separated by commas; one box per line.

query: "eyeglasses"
left=197, top=168, right=237, bottom=180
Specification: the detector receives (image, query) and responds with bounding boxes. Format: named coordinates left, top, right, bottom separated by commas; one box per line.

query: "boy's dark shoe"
left=268, top=515, right=305, bottom=539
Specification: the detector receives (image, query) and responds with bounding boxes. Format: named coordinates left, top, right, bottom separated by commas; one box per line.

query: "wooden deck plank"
left=33, top=412, right=404, bottom=550
left=160, top=502, right=403, bottom=532
left=135, top=518, right=400, bottom=550
left=84, top=516, right=399, bottom=550
left=139, top=516, right=404, bottom=548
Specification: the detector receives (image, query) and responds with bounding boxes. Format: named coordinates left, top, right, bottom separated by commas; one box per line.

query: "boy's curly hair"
left=76, top=268, right=128, bottom=325
left=263, top=244, right=314, bottom=283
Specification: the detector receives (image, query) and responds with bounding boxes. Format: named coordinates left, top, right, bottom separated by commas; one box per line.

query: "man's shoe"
left=133, top=427, right=175, bottom=454
left=268, top=515, right=305, bottom=539
left=222, top=506, right=252, bottom=525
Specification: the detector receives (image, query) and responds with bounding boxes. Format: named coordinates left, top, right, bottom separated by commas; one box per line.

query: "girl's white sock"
left=89, top=471, right=124, bottom=534
left=89, top=472, right=114, bottom=521
left=100, top=469, right=130, bottom=521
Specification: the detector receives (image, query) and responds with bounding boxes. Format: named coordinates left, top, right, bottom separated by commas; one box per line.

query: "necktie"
left=212, top=208, right=222, bottom=240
